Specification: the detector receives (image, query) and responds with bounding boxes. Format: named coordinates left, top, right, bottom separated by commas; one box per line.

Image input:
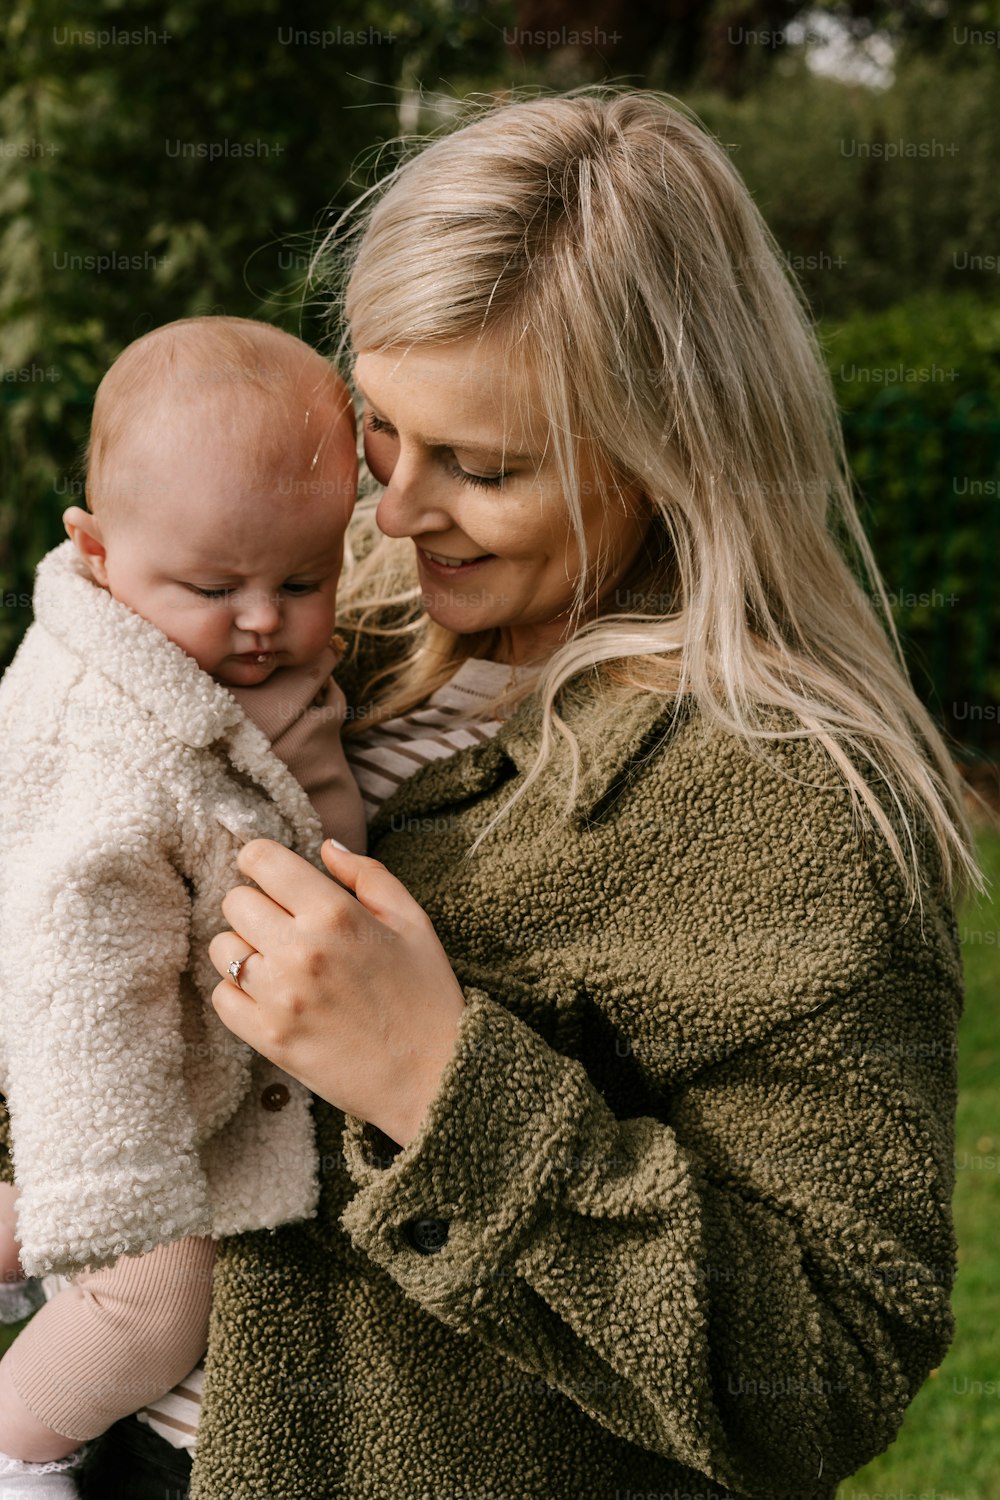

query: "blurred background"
left=1, top=2, right=997, bottom=1494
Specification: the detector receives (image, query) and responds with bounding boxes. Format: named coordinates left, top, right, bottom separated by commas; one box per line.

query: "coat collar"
left=32, top=541, right=323, bottom=846
left=499, top=668, right=689, bottom=808
left=35, top=541, right=246, bottom=748
left=367, top=663, right=689, bottom=843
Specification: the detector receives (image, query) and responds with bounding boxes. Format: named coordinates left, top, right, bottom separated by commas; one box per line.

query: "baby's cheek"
left=170, top=606, right=230, bottom=675
left=303, top=593, right=340, bottom=650
left=363, top=428, right=398, bottom=486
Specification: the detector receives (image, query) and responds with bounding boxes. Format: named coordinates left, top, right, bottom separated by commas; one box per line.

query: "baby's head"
left=64, top=316, right=357, bottom=688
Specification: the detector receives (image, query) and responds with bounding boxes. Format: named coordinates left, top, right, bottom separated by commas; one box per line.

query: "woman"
left=13, top=89, right=977, bottom=1498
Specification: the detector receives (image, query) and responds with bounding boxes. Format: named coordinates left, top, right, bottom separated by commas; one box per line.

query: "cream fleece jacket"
left=0, top=540, right=352, bottom=1278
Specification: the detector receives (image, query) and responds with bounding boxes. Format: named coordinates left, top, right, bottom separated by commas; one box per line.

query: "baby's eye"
left=187, top=584, right=234, bottom=599
left=281, top=582, right=320, bottom=595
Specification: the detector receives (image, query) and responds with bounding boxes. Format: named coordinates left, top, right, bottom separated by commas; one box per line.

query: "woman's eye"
left=447, top=461, right=509, bottom=491
left=364, top=407, right=508, bottom=489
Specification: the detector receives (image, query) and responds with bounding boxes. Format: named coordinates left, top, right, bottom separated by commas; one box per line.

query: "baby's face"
left=95, top=424, right=355, bottom=688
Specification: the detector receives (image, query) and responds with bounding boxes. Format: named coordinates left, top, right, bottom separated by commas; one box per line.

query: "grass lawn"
left=3, top=832, right=998, bottom=1493
left=837, top=825, right=1000, bottom=1500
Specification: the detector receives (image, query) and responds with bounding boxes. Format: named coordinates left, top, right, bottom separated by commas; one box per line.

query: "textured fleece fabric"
left=0, top=541, right=362, bottom=1278
left=149, top=599, right=963, bottom=1500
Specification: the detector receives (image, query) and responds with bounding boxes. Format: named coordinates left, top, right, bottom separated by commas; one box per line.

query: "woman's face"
left=353, top=336, right=649, bottom=665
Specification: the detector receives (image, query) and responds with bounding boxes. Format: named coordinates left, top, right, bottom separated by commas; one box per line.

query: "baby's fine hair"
left=327, top=87, right=978, bottom=902
left=86, top=316, right=351, bottom=520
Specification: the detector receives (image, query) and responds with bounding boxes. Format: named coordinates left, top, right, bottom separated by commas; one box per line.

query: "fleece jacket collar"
left=31, top=541, right=321, bottom=843
left=368, top=666, right=690, bottom=843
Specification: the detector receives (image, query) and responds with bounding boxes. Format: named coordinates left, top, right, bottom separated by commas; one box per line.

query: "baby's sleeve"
left=2, top=818, right=214, bottom=1278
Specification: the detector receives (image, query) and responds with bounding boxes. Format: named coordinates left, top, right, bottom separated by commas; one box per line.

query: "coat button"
left=402, top=1217, right=449, bottom=1254
left=261, top=1083, right=290, bottom=1112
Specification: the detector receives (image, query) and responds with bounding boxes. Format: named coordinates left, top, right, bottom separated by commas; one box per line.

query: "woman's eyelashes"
left=364, top=410, right=510, bottom=490
left=445, top=461, right=509, bottom=491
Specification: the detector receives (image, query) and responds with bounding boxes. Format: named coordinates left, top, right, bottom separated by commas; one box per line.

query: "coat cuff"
left=338, top=987, right=594, bottom=1309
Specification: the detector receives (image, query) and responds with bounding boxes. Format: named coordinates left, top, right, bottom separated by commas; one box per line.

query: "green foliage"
left=818, top=293, right=1000, bottom=745
left=492, top=0, right=999, bottom=99
left=1, top=7, right=997, bottom=755
left=683, top=56, right=1000, bottom=321
left=0, top=0, right=410, bottom=661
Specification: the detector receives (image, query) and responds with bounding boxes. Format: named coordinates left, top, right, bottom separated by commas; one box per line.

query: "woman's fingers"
left=220, top=881, right=294, bottom=952
left=320, top=840, right=424, bottom=928
left=208, top=929, right=261, bottom=990
left=234, top=840, right=419, bottom=936
left=210, top=968, right=261, bottom=1051
left=209, top=933, right=262, bottom=992
left=208, top=837, right=467, bottom=1141
left=235, top=838, right=335, bottom=914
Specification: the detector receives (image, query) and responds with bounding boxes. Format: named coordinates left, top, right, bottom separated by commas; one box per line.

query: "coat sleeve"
left=337, top=750, right=963, bottom=1498
left=2, top=806, right=214, bottom=1277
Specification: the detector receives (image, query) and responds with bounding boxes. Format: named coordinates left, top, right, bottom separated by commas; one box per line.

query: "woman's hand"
left=208, top=839, right=467, bottom=1149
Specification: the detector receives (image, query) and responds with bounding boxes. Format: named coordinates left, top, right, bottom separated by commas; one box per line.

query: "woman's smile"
left=417, top=547, right=496, bottom=576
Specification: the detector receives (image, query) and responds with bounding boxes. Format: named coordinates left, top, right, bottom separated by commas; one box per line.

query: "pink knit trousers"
left=0, top=1235, right=214, bottom=1448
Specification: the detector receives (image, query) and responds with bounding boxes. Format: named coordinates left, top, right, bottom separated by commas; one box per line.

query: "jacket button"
left=261, top=1083, right=290, bottom=1112
left=402, top=1217, right=449, bottom=1254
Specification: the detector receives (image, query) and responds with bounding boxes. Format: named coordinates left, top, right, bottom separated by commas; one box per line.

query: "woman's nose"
left=234, top=591, right=282, bottom=636
left=374, top=453, right=453, bottom=539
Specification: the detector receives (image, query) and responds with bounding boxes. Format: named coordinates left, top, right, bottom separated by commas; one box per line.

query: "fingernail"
left=327, top=838, right=349, bottom=851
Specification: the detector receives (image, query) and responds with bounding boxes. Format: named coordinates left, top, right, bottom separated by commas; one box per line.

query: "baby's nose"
left=234, top=591, right=281, bottom=635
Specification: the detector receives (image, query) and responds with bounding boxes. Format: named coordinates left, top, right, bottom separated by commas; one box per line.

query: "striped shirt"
left=132, top=655, right=523, bottom=1451
left=346, top=655, right=519, bottom=825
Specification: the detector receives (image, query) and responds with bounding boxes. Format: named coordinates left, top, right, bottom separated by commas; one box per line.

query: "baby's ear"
left=62, top=506, right=110, bottom=588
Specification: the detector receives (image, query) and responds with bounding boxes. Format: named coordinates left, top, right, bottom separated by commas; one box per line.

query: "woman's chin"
left=419, top=595, right=503, bottom=636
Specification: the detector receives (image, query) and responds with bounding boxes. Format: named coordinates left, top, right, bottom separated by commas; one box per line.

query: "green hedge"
left=820, top=292, right=1000, bottom=753
left=685, top=57, right=1000, bottom=323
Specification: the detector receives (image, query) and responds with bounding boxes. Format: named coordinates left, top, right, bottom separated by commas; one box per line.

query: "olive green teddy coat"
left=2, top=632, right=963, bottom=1499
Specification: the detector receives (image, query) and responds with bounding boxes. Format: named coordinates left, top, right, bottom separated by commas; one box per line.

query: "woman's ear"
left=62, top=506, right=110, bottom=588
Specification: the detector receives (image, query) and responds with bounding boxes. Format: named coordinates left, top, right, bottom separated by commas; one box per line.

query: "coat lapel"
left=220, top=718, right=323, bottom=855
left=367, top=734, right=515, bottom=843
left=367, top=670, right=689, bottom=843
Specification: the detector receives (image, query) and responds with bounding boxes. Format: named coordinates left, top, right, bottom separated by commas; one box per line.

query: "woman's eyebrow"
left=353, top=372, right=532, bottom=461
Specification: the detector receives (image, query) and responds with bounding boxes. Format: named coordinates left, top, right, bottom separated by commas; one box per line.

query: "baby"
left=0, top=315, right=366, bottom=1493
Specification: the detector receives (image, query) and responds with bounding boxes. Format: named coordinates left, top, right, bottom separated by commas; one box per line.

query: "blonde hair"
left=87, top=315, right=353, bottom=521
left=323, top=88, right=981, bottom=903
